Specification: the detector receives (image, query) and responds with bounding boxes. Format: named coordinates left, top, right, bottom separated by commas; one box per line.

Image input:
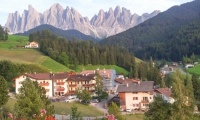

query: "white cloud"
left=0, top=0, right=193, bottom=25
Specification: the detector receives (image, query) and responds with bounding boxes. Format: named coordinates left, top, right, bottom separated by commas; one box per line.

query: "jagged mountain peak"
left=5, top=4, right=160, bottom=39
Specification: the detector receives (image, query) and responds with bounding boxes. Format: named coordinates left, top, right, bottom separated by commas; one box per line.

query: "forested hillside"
left=16, top=24, right=98, bottom=41
left=29, top=30, right=162, bottom=85
left=99, top=0, right=200, bottom=61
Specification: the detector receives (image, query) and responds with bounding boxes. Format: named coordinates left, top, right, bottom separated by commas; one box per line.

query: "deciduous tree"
left=14, top=78, right=54, bottom=119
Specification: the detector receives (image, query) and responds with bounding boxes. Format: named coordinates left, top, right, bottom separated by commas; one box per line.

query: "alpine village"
left=1, top=0, right=200, bottom=120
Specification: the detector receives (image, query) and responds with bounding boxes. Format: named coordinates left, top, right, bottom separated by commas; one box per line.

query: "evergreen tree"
left=0, top=76, right=9, bottom=108
left=192, top=74, right=200, bottom=100
left=70, top=105, right=82, bottom=120
left=14, top=78, right=54, bottom=119
left=145, top=95, right=173, bottom=120
left=171, top=70, right=194, bottom=120
left=129, top=67, right=133, bottom=78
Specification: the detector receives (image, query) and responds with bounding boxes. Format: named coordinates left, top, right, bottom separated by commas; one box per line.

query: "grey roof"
left=116, top=81, right=154, bottom=93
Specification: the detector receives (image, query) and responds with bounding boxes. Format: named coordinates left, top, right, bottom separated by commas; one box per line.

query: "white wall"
left=125, top=92, right=153, bottom=110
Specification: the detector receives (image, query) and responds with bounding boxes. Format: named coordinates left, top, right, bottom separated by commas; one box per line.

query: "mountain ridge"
left=16, top=24, right=98, bottom=41
left=5, top=3, right=160, bottom=39
left=99, top=0, right=200, bottom=61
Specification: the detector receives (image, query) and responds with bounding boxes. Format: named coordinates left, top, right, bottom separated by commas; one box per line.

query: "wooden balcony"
left=65, top=90, right=76, bottom=95
left=88, top=90, right=95, bottom=92
left=56, top=82, right=65, bottom=85
left=57, top=88, right=65, bottom=91
left=39, top=83, right=49, bottom=86
left=69, top=84, right=77, bottom=87
left=141, top=100, right=149, bottom=103
left=12, top=84, right=16, bottom=87
left=46, top=89, right=50, bottom=92
left=82, top=84, right=95, bottom=87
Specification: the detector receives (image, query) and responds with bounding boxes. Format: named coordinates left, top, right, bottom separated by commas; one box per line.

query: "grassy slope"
left=186, top=64, right=200, bottom=76
left=6, top=98, right=102, bottom=117
left=0, top=35, right=71, bottom=73
left=77, top=65, right=129, bottom=76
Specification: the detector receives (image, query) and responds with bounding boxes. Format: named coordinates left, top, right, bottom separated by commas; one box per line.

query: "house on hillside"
left=154, top=88, right=175, bottom=103
left=80, top=69, right=116, bottom=91
left=185, top=64, right=194, bottom=68
left=117, top=81, right=154, bottom=111
left=13, top=72, right=97, bottom=97
left=25, top=41, right=39, bottom=48
left=160, top=64, right=174, bottom=75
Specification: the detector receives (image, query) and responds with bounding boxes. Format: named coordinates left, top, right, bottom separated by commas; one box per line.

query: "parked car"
left=126, top=109, right=131, bottom=112
left=90, top=99, right=99, bottom=103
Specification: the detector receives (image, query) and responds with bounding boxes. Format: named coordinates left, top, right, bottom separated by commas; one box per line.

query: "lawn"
left=123, top=114, right=145, bottom=120
left=186, top=64, right=200, bottom=76
left=0, top=35, right=28, bottom=49
left=5, top=98, right=102, bottom=117
left=52, top=102, right=102, bottom=117
left=77, top=65, right=129, bottom=76
left=42, top=57, right=72, bottom=72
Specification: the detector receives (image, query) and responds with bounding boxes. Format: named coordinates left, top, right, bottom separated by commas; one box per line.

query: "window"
left=143, top=97, right=148, bottom=100
left=133, top=97, right=138, bottom=100
left=133, top=104, right=135, bottom=107
left=150, top=97, right=152, bottom=99
left=132, top=92, right=138, bottom=94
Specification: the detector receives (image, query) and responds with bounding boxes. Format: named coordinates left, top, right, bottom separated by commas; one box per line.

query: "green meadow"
left=186, top=64, right=200, bottom=76
left=0, top=35, right=129, bottom=74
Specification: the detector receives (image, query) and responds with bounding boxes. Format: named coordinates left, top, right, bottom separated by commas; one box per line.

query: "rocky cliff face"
left=5, top=3, right=160, bottom=39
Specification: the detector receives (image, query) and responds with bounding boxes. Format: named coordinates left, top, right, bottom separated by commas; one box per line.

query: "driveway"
left=90, top=94, right=115, bottom=114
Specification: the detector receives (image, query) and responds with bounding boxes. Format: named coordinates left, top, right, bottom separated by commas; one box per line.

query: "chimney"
left=126, top=83, right=129, bottom=87
left=34, top=72, right=36, bottom=74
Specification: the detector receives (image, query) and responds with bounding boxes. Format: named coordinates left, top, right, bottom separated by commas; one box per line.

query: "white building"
left=13, top=72, right=96, bottom=97
left=117, top=81, right=154, bottom=111
left=154, top=88, right=175, bottom=103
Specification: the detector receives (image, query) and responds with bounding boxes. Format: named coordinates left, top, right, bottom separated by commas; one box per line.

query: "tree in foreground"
left=94, top=71, right=104, bottom=101
left=145, top=95, right=173, bottom=120
left=14, top=78, right=54, bottom=119
left=108, top=102, right=125, bottom=120
left=76, top=89, right=91, bottom=104
left=0, top=76, right=9, bottom=108
left=70, top=105, right=82, bottom=120
left=171, top=70, right=194, bottom=120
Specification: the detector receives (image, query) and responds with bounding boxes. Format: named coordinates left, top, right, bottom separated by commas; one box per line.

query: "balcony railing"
left=12, top=84, right=16, bottom=87
left=39, top=83, right=49, bottom=86
left=65, top=90, right=76, bottom=95
left=82, top=84, right=95, bottom=87
left=56, top=82, right=65, bottom=85
left=69, top=84, right=77, bottom=87
left=88, top=90, right=95, bottom=92
left=57, top=88, right=65, bottom=91
left=141, top=100, right=149, bottom=103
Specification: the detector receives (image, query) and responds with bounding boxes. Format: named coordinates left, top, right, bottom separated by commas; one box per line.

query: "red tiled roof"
left=80, top=69, right=111, bottom=77
left=155, top=88, right=172, bottom=98
left=13, top=73, right=70, bottom=80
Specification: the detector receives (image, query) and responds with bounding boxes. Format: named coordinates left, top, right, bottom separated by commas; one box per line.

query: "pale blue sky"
left=0, top=0, right=193, bottom=25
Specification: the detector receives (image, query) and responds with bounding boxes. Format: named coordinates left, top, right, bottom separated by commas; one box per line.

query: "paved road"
left=90, top=94, right=115, bottom=113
